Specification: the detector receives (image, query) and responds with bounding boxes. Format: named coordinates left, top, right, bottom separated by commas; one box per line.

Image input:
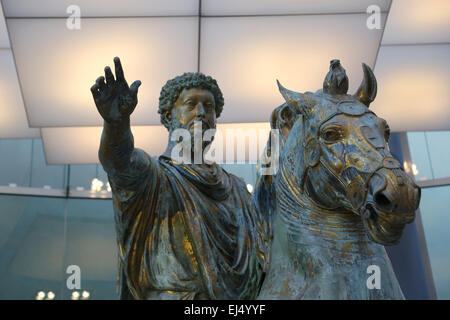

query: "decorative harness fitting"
left=301, top=99, right=403, bottom=217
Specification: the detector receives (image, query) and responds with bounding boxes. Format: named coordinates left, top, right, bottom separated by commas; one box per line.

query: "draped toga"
left=108, top=149, right=269, bottom=300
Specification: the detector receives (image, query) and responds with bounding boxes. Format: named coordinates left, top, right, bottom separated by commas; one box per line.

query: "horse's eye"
left=321, top=127, right=342, bottom=143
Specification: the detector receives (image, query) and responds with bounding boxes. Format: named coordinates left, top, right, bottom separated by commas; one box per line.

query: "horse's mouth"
left=361, top=203, right=414, bottom=246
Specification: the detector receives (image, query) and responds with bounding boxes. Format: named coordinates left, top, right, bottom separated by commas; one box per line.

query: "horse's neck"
left=258, top=166, right=403, bottom=299
left=274, top=193, right=384, bottom=266
left=275, top=164, right=375, bottom=254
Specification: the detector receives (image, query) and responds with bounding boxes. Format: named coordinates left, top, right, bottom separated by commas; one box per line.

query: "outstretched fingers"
left=129, top=80, right=141, bottom=99
left=104, top=66, right=115, bottom=84
left=114, top=57, right=125, bottom=83
left=90, top=83, right=100, bottom=100
left=96, top=76, right=106, bottom=90
left=91, top=76, right=106, bottom=102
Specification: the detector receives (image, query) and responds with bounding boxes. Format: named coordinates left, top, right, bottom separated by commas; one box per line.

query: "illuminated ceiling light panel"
left=382, top=0, right=450, bottom=44
left=202, top=0, right=390, bottom=15
left=0, top=49, right=40, bottom=138
left=7, top=17, right=198, bottom=127
left=0, top=3, right=10, bottom=48
left=1, top=0, right=198, bottom=17
left=200, top=14, right=386, bottom=124
left=371, top=44, right=450, bottom=132
left=42, top=126, right=166, bottom=164
left=42, top=122, right=271, bottom=165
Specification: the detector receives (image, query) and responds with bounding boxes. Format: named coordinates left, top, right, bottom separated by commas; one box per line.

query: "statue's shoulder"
left=129, top=148, right=168, bottom=175
left=131, top=148, right=154, bottom=169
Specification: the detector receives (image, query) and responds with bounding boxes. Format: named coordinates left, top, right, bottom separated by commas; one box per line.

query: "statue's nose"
left=368, top=172, right=394, bottom=213
left=374, top=189, right=394, bottom=213
left=195, top=102, right=206, bottom=117
left=369, top=168, right=420, bottom=215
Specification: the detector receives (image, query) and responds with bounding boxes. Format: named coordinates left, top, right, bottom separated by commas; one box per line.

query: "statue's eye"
left=321, top=127, right=343, bottom=143
left=185, top=100, right=195, bottom=109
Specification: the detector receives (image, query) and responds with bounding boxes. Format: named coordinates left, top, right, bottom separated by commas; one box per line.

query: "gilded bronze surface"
left=255, top=60, right=421, bottom=299
left=91, top=57, right=269, bottom=299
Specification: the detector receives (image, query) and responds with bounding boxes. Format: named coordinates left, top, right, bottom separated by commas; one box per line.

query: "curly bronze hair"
left=158, top=72, right=224, bottom=129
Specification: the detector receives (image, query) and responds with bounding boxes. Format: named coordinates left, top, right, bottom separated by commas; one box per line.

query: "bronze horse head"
left=256, top=60, right=421, bottom=299
left=273, top=60, right=420, bottom=246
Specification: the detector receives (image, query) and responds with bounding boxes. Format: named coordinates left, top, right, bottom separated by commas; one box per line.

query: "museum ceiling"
left=0, top=0, right=448, bottom=164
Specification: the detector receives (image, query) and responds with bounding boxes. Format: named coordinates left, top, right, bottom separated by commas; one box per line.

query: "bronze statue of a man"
left=91, top=57, right=268, bottom=300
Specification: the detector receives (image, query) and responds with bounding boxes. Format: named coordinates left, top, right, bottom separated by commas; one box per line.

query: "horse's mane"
left=253, top=102, right=298, bottom=225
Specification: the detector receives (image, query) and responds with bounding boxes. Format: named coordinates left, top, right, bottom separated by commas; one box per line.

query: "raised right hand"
left=91, top=57, right=141, bottom=124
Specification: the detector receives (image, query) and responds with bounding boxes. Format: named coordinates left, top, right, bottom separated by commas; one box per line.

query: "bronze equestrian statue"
left=91, top=57, right=269, bottom=299
left=255, top=60, right=421, bottom=299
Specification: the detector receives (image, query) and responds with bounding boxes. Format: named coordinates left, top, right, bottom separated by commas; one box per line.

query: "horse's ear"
left=277, top=80, right=312, bottom=119
left=353, top=63, right=377, bottom=107
left=270, top=103, right=296, bottom=140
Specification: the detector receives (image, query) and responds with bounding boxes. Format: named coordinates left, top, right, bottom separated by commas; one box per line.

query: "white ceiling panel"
left=0, top=49, right=40, bottom=138
left=2, top=0, right=198, bottom=17
left=7, top=17, right=198, bottom=127
left=382, top=0, right=450, bottom=44
left=42, top=126, right=167, bottom=164
left=0, top=3, right=10, bottom=48
left=42, top=122, right=271, bottom=164
left=202, top=0, right=390, bottom=15
left=371, top=44, right=450, bottom=132
left=200, top=14, right=386, bottom=124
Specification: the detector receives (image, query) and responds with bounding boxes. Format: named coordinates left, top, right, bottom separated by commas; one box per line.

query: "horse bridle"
left=301, top=101, right=403, bottom=217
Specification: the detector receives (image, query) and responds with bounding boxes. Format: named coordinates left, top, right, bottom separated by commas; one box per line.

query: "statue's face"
left=171, top=88, right=216, bottom=134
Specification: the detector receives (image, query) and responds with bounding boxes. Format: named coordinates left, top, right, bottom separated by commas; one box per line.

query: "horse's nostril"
left=374, top=192, right=393, bottom=212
